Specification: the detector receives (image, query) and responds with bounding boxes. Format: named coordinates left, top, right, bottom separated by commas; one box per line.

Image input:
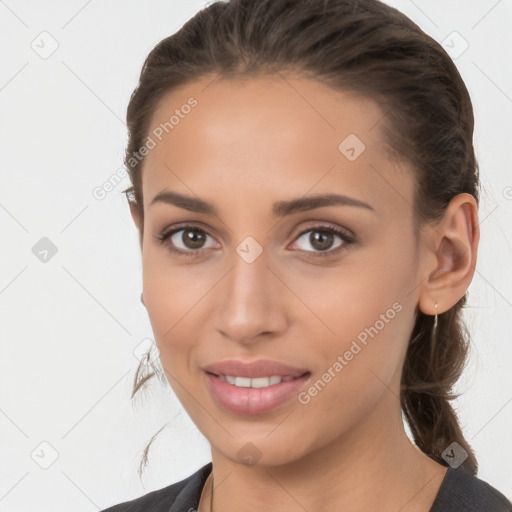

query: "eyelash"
left=154, top=223, right=355, bottom=259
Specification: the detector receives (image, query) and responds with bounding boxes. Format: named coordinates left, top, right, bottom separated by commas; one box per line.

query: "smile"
left=217, top=374, right=297, bottom=388
left=205, top=371, right=311, bottom=415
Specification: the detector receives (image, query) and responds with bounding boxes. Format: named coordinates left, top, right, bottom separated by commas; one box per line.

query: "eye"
left=289, top=225, right=355, bottom=257
left=154, top=224, right=218, bottom=257
left=155, top=223, right=355, bottom=259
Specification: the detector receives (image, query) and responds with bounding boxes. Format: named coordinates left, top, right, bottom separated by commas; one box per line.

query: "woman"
left=101, top=0, right=512, bottom=510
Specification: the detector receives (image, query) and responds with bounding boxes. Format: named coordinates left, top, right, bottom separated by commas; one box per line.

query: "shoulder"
left=430, top=465, right=512, bottom=511
left=99, top=462, right=212, bottom=512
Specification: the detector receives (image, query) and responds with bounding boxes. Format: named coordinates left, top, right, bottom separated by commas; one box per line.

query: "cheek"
left=141, top=255, right=195, bottom=378
left=140, top=261, right=201, bottom=408
left=292, top=249, right=414, bottom=350
left=292, top=236, right=417, bottom=394
left=141, top=247, right=210, bottom=336
left=295, top=303, right=410, bottom=445
left=140, top=250, right=227, bottom=402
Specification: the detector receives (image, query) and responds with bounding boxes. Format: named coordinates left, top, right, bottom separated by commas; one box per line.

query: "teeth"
left=235, top=376, right=252, bottom=387
left=269, top=375, right=283, bottom=385
left=219, top=375, right=296, bottom=388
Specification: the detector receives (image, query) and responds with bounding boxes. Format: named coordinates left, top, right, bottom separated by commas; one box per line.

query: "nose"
left=213, top=243, right=288, bottom=346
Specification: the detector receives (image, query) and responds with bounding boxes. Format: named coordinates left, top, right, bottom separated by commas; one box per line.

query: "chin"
left=212, top=433, right=311, bottom=469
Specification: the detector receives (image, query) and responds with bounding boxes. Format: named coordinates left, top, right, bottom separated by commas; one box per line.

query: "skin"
left=130, top=73, right=479, bottom=512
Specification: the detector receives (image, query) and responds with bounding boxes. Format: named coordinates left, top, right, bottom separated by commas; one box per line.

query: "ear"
left=418, top=193, right=479, bottom=316
left=129, top=200, right=144, bottom=250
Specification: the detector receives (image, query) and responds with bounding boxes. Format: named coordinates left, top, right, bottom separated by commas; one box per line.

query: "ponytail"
left=401, top=294, right=478, bottom=475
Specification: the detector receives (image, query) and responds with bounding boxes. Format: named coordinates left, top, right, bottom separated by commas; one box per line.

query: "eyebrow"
left=150, top=189, right=375, bottom=217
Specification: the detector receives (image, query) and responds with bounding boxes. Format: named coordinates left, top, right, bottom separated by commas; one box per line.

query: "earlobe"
left=418, top=193, right=479, bottom=316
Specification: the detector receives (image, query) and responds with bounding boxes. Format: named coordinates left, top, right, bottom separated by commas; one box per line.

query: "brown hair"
left=123, top=0, right=479, bottom=476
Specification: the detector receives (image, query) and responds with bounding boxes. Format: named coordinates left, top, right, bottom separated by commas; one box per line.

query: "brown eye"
left=309, top=231, right=336, bottom=251
left=179, top=228, right=207, bottom=250
left=290, top=225, right=354, bottom=257
left=155, top=225, right=218, bottom=257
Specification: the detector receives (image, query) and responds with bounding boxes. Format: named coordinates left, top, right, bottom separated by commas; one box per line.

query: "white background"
left=1, top=1, right=511, bottom=510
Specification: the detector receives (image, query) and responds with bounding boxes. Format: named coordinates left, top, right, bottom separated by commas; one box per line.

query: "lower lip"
left=205, top=372, right=311, bottom=415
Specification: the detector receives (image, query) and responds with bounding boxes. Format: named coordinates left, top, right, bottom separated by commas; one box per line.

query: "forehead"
left=141, top=73, right=413, bottom=217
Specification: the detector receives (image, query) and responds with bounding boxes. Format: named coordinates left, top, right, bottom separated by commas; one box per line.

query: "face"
left=136, top=73, right=425, bottom=467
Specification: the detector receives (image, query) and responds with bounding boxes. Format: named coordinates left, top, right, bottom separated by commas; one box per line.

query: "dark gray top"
left=100, top=462, right=512, bottom=511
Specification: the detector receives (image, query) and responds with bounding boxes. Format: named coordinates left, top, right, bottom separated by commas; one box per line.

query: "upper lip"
left=203, top=359, right=310, bottom=378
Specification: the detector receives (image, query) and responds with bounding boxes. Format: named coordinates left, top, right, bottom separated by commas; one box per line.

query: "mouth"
left=207, top=372, right=310, bottom=388
left=203, top=362, right=312, bottom=415
left=202, top=358, right=310, bottom=379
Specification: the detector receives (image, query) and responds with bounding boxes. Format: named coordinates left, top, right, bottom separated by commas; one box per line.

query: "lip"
left=202, top=358, right=310, bottom=378
left=202, top=359, right=311, bottom=415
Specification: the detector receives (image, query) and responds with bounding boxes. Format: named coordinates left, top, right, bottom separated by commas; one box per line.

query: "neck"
left=203, top=392, right=448, bottom=512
